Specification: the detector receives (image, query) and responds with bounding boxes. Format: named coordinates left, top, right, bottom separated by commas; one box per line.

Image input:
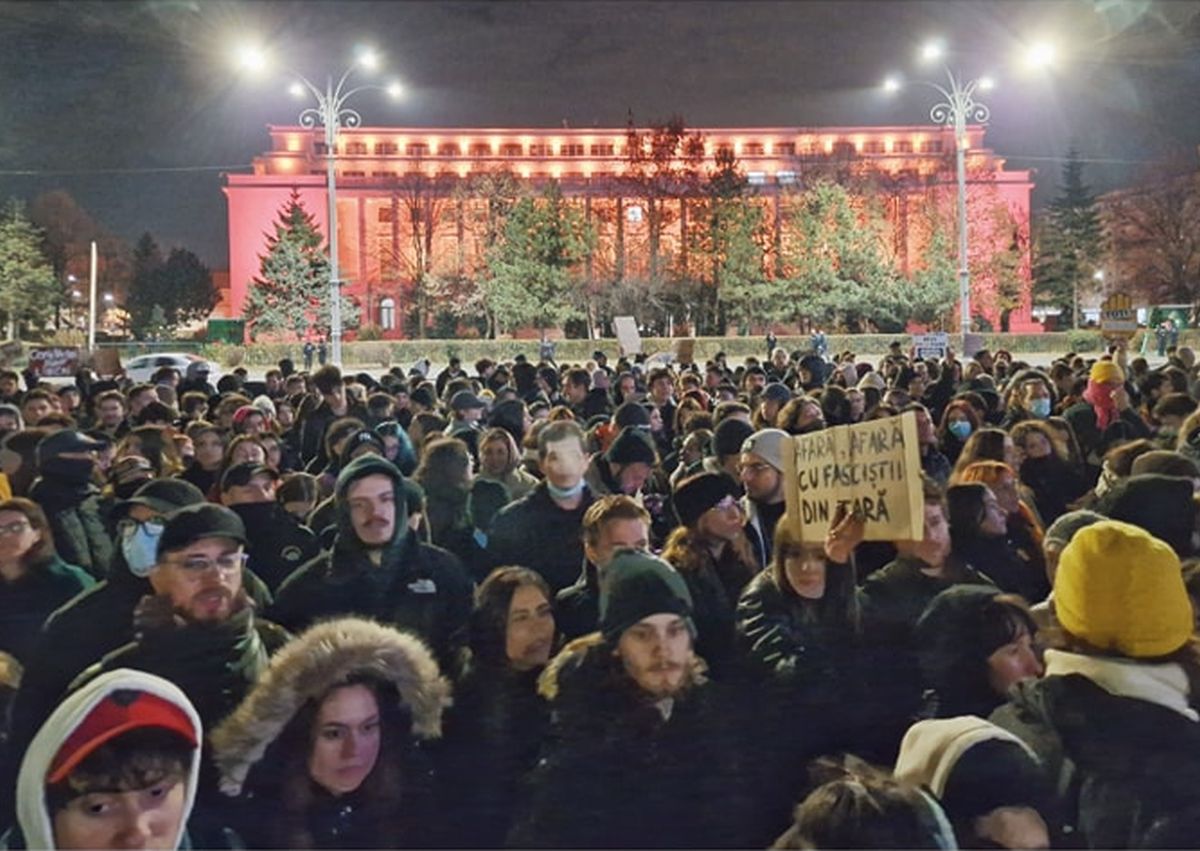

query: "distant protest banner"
left=911, top=332, right=948, bottom=361
left=613, top=316, right=642, bottom=355
left=28, top=347, right=80, bottom=378
left=782, top=411, right=925, bottom=543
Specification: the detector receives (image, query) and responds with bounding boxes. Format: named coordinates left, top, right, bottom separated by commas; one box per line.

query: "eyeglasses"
left=168, top=553, right=248, bottom=574
left=0, top=520, right=30, bottom=536
left=117, top=518, right=165, bottom=536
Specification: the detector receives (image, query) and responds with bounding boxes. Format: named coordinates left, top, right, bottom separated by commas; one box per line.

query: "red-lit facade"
left=224, top=124, right=1037, bottom=335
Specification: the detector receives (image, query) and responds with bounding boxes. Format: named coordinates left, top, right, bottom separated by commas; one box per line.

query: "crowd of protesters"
left=0, top=337, right=1199, bottom=849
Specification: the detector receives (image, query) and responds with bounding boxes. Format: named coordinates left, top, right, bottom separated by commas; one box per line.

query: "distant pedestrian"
left=302, top=341, right=315, bottom=371
left=765, top=331, right=778, bottom=360
left=317, top=339, right=328, bottom=366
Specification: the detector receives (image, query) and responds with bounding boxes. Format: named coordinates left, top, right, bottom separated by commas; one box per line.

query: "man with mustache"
left=270, top=453, right=473, bottom=679
left=511, top=550, right=757, bottom=848
left=71, top=503, right=289, bottom=730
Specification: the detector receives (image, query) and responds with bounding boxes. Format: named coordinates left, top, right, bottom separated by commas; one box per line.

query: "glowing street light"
left=239, top=47, right=402, bottom=366
left=234, top=43, right=268, bottom=73
left=920, top=40, right=945, bottom=63
left=882, top=75, right=902, bottom=93
left=1023, top=40, right=1057, bottom=70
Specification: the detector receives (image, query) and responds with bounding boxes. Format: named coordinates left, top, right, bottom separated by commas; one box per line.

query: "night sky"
left=2, top=0, right=1198, bottom=269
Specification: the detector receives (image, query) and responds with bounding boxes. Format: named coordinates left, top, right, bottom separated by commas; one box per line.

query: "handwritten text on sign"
left=783, top=411, right=925, bottom=543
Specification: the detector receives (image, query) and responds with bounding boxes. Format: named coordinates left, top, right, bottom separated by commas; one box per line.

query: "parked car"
left=122, top=352, right=221, bottom=384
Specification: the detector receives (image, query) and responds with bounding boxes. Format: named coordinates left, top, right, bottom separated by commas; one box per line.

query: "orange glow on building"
left=223, top=123, right=1036, bottom=336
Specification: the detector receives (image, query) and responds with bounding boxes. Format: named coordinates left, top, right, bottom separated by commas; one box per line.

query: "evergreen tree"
left=1033, top=149, right=1103, bottom=327
left=902, top=206, right=959, bottom=327
left=0, top=200, right=58, bottom=339
left=484, top=181, right=594, bottom=335
left=243, top=190, right=359, bottom=341
left=127, top=235, right=217, bottom=338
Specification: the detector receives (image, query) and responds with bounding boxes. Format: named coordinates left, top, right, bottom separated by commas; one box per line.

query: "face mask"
left=948, top=420, right=972, bottom=440
left=546, top=480, right=586, bottom=501
left=120, top=520, right=164, bottom=577
left=1029, top=398, right=1052, bottom=419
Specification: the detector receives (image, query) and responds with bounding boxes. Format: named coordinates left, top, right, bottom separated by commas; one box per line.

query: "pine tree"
left=1033, top=149, right=1103, bottom=327
left=243, top=190, right=359, bottom=341
left=0, top=200, right=58, bottom=339
left=127, top=235, right=216, bottom=338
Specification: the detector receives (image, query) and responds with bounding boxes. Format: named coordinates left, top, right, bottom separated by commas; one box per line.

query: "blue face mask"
left=1030, top=398, right=1052, bottom=419
left=546, top=480, right=586, bottom=501
left=948, top=420, right=973, bottom=440
left=120, top=519, right=164, bottom=577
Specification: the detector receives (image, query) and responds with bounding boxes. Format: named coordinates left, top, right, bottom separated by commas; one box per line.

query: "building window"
left=528, top=143, right=551, bottom=157
left=626, top=205, right=644, bottom=223
left=314, top=142, right=329, bottom=155
left=799, top=143, right=819, bottom=156
left=774, top=142, right=795, bottom=156
left=920, top=140, right=944, bottom=153
left=831, top=141, right=856, bottom=157
left=893, top=140, right=913, bottom=153
left=590, top=143, right=615, bottom=156
left=344, top=142, right=368, bottom=155
left=375, top=142, right=398, bottom=155
left=560, top=143, right=585, bottom=157
left=862, top=140, right=885, bottom=154
left=500, top=143, right=523, bottom=156
left=372, top=171, right=395, bottom=178
left=378, top=206, right=395, bottom=223
left=342, top=170, right=366, bottom=177
left=743, top=142, right=765, bottom=156
left=406, top=143, right=429, bottom=156
left=468, top=143, right=492, bottom=156
left=715, top=144, right=734, bottom=158
left=378, top=297, right=396, bottom=329
left=437, top=143, right=461, bottom=156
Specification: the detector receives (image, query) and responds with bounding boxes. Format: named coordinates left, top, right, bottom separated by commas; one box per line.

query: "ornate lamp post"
left=238, top=46, right=400, bottom=366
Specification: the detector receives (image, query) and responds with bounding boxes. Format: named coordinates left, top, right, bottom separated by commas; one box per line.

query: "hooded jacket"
left=13, top=669, right=201, bottom=851
left=209, top=618, right=451, bottom=849
left=269, top=455, right=473, bottom=679
left=487, top=480, right=595, bottom=593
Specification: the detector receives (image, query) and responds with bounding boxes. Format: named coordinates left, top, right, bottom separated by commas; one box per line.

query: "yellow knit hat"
left=1089, top=359, right=1125, bottom=385
left=1055, top=520, right=1193, bottom=658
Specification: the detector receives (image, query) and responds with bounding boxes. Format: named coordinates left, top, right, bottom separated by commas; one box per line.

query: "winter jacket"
left=269, top=455, right=473, bottom=679
left=990, top=654, right=1200, bottom=849
left=0, top=556, right=93, bottom=667
left=952, top=532, right=1050, bottom=604
left=75, top=606, right=289, bottom=731
left=1019, top=455, right=1089, bottom=526
left=28, top=477, right=112, bottom=579
left=476, top=467, right=537, bottom=502
left=509, top=636, right=760, bottom=848
left=554, top=560, right=601, bottom=641
left=12, top=669, right=201, bottom=850
left=743, top=496, right=786, bottom=571
left=209, top=618, right=451, bottom=850
left=437, top=663, right=548, bottom=847
left=227, top=502, right=320, bottom=592
left=487, top=481, right=594, bottom=592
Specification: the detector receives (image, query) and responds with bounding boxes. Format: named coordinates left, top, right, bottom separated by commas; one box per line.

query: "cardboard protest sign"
left=28, top=347, right=80, bottom=378
left=911, top=332, right=948, bottom=361
left=89, top=348, right=122, bottom=377
left=674, top=337, right=696, bottom=364
left=1100, top=293, right=1137, bottom=339
left=783, top=411, right=925, bottom=543
left=613, top=316, right=642, bottom=355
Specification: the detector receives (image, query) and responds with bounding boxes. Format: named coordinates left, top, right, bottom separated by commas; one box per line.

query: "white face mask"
left=120, top=519, right=164, bottom=577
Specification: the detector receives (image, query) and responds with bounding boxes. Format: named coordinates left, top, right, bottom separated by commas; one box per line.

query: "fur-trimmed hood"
left=536, top=632, right=707, bottom=703
left=209, top=617, right=452, bottom=796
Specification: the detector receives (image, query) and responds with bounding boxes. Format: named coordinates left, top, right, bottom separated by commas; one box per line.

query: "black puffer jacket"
left=269, top=454, right=473, bottom=679
left=991, top=671, right=1200, bottom=849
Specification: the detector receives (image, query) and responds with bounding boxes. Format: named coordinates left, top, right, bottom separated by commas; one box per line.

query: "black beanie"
left=941, top=739, right=1052, bottom=824
left=599, top=550, right=694, bottom=644
left=605, top=426, right=657, bottom=466
left=713, top=418, right=755, bottom=458
left=673, top=472, right=739, bottom=528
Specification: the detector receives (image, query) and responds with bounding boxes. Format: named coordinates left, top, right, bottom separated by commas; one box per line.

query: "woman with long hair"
left=950, top=427, right=1018, bottom=482
left=210, top=618, right=451, bottom=849
left=661, top=473, right=759, bottom=675
left=946, top=482, right=1050, bottom=603
left=0, top=497, right=94, bottom=666
left=957, top=461, right=1048, bottom=595
left=936, top=399, right=982, bottom=465
left=118, top=425, right=185, bottom=478
left=439, top=567, right=556, bottom=847
left=1010, top=420, right=1089, bottom=524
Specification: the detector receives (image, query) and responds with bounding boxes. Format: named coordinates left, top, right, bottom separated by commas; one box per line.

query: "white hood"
left=893, top=715, right=1037, bottom=798
left=16, top=669, right=202, bottom=850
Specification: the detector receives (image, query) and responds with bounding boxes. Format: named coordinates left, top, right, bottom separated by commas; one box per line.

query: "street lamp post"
left=920, top=66, right=992, bottom=339
left=241, top=46, right=400, bottom=366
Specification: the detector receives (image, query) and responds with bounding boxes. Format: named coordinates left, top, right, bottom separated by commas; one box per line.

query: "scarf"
left=1082, top=379, right=1119, bottom=431
left=1044, top=649, right=1198, bottom=721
